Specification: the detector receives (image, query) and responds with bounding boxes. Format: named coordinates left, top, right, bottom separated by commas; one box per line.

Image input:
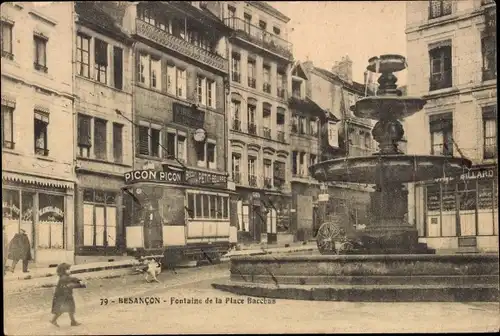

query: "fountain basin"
left=367, top=54, right=407, bottom=73
left=309, top=154, right=472, bottom=185
left=212, top=254, right=499, bottom=302
left=351, top=96, right=427, bottom=120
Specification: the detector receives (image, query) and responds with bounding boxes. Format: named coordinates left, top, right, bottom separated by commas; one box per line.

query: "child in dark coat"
left=50, top=263, right=86, bottom=327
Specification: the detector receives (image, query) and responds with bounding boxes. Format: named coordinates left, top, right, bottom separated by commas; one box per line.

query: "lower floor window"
left=2, top=188, right=65, bottom=250
left=82, top=189, right=117, bottom=247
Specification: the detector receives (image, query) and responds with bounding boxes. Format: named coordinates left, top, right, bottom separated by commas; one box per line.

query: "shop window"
left=82, top=189, right=117, bottom=247
left=2, top=189, right=20, bottom=245
left=38, top=193, right=64, bottom=249
left=34, top=111, right=49, bottom=156
left=195, top=194, right=203, bottom=218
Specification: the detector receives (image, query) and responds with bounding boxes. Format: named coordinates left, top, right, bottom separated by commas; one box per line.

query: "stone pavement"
left=5, top=285, right=499, bottom=335
left=3, top=241, right=317, bottom=292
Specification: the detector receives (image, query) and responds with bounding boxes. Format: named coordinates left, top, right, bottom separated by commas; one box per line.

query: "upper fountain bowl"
left=351, top=96, right=427, bottom=121
left=367, top=54, right=407, bottom=73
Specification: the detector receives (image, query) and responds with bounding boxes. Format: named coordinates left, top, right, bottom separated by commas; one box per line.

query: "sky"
left=270, top=1, right=408, bottom=86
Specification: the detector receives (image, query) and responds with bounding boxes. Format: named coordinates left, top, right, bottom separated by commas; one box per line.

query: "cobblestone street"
left=4, top=263, right=499, bottom=335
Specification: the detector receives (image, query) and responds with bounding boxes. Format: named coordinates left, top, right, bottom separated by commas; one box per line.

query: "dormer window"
left=273, top=26, right=281, bottom=36
left=259, top=20, right=267, bottom=30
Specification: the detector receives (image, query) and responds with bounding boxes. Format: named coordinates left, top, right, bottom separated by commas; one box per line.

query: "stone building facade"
left=72, top=1, right=134, bottom=263
left=405, top=0, right=497, bottom=252
left=2, top=2, right=76, bottom=266
left=222, top=1, right=294, bottom=244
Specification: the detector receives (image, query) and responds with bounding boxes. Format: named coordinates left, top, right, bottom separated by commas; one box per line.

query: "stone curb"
left=211, top=281, right=500, bottom=302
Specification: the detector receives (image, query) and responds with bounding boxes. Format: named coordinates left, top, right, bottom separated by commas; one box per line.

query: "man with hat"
left=8, top=229, right=32, bottom=273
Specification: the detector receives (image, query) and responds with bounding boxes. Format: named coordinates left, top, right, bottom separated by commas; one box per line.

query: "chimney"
left=331, top=55, right=353, bottom=83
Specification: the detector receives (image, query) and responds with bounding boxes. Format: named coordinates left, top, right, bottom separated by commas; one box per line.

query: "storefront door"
left=143, top=199, right=163, bottom=249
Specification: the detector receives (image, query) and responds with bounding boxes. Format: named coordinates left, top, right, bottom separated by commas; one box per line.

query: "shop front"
left=414, top=164, right=498, bottom=252
left=2, top=173, right=75, bottom=267
left=235, top=189, right=291, bottom=244
left=74, top=173, right=126, bottom=262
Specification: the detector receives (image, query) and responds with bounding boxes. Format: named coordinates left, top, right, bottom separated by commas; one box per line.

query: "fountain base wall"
left=212, top=254, right=499, bottom=302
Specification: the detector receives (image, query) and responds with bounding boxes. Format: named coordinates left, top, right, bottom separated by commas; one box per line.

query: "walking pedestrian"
left=50, top=263, right=86, bottom=327
left=8, top=229, right=32, bottom=273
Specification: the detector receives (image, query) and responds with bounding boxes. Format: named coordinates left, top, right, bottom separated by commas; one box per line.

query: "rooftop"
left=75, top=1, right=130, bottom=42
left=248, top=1, right=291, bottom=23
left=313, top=67, right=367, bottom=95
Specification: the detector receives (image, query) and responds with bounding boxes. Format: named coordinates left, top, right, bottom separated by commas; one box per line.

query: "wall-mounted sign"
left=193, top=128, right=207, bottom=143
left=124, top=168, right=227, bottom=189
left=38, top=206, right=64, bottom=217
left=327, top=121, right=339, bottom=148
left=433, top=166, right=496, bottom=183
left=173, top=103, right=205, bottom=129
left=185, top=170, right=227, bottom=186
left=318, top=193, right=329, bottom=202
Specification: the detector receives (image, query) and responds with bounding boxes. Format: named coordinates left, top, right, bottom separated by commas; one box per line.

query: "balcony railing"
left=277, top=130, right=285, bottom=142
left=248, top=123, right=257, bottom=135
left=430, top=71, right=452, bottom=91
left=277, top=87, right=286, bottom=99
left=233, top=171, right=241, bottom=184
left=264, top=177, right=273, bottom=189
left=232, top=72, right=241, bottom=83
left=262, top=127, right=272, bottom=139
left=249, top=175, right=258, bottom=187
left=135, top=19, right=228, bottom=73
left=232, top=119, right=241, bottom=131
left=263, top=82, right=272, bottom=94
left=248, top=77, right=256, bottom=88
left=224, top=17, right=293, bottom=59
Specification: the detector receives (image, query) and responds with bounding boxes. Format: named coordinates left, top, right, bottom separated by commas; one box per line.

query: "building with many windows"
left=223, top=1, right=294, bottom=244
left=72, top=1, right=134, bottom=262
left=290, top=58, right=376, bottom=239
left=2, top=2, right=76, bottom=266
left=405, top=0, right=497, bottom=252
left=107, top=1, right=236, bottom=259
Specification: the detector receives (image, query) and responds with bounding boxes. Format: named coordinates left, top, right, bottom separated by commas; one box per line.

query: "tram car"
left=122, top=171, right=237, bottom=267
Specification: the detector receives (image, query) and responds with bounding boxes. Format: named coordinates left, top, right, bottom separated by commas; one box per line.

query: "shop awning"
left=2, top=171, right=75, bottom=190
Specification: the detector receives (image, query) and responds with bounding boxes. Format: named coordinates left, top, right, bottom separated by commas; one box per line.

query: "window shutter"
left=138, top=126, right=149, bottom=155
left=113, top=46, right=123, bottom=90
left=161, top=59, right=168, bottom=92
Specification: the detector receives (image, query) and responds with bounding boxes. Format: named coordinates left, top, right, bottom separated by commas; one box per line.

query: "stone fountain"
left=212, top=55, right=499, bottom=302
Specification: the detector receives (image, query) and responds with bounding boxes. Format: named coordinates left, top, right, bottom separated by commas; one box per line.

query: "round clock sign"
left=193, top=128, right=207, bottom=143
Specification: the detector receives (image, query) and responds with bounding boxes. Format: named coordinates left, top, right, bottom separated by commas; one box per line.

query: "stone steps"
left=229, top=274, right=499, bottom=286
left=212, top=281, right=499, bottom=302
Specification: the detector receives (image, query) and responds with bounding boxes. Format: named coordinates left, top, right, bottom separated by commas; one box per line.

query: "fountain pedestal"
left=360, top=183, right=421, bottom=254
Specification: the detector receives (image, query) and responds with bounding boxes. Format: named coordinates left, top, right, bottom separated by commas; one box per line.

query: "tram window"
left=209, top=195, right=216, bottom=218
left=223, top=197, right=229, bottom=219
left=187, top=193, right=195, bottom=219
left=195, top=194, right=203, bottom=218
left=218, top=197, right=224, bottom=219
left=202, top=194, right=210, bottom=218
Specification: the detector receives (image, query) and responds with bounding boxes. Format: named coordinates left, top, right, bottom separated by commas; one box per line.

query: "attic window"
left=273, top=26, right=280, bottom=35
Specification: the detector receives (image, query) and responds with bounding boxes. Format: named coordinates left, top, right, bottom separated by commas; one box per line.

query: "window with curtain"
left=38, top=193, right=64, bottom=249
